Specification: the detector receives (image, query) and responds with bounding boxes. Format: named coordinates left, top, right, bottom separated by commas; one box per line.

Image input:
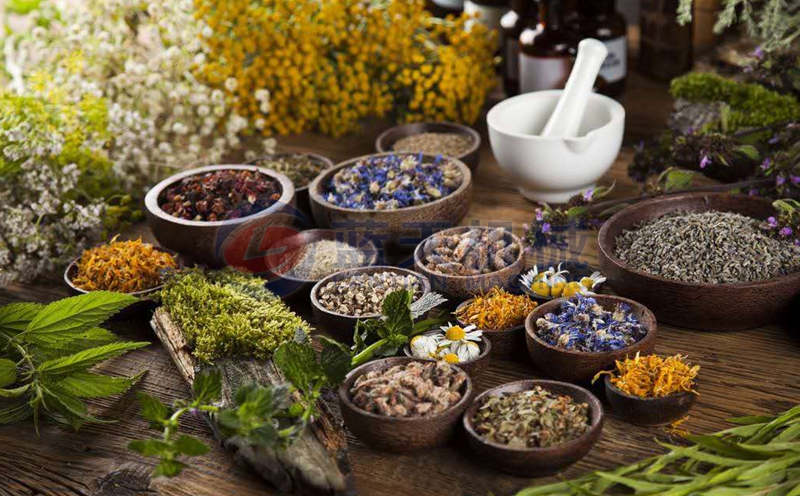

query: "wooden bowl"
left=308, top=153, right=473, bottom=253
left=144, top=165, right=297, bottom=268
left=375, top=121, right=482, bottom=171
left=338, top=357, right=473, bottom=452
left=462, top=380, right=604, bottom=476
left=248, top=152, right=334, bottom=225
left=603, top=376, right=697, bottom=426
left=402, top=331, right=492, bottom=380
left=454, top=299, right=531, bottom=360
left=525, top=295, right=657, bottom=383
left=262, top=228, right=378, bottom=298
left=520, top=261, right=606, bottom=303
left=598, top=193, right=800, bottom=331
left=310, top=266, right=432, bottom=342
left=414, top=226, right=526, bottom=303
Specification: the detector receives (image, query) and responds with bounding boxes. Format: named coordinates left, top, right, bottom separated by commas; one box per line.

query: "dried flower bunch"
left=536, top=295, right=647, bottom=353
left=159, top=170, right=282, bottom=222
left=349, top=361, right=467, bottom=418
left=409, top=323, right=484, bottom=364
left=324, top=154, right=462, bottom=210
left=422, top=228, right=520, bottom=276
left=317, top=272, right=421, bottom=317
left=595, top=353, right=700, bottom=398
left=455, top=288, right=538, bottom=331
left=520, top=264, right=606, bottom=299
left=280, top=240, right=369, bottom=281
left=73, top=237, right=178, bottom=293
left=392, top=133, right=474, bottom=158
left=615, top=211, right=800, bottom=284
left=473, top=387, right=591, bottom=448
left=253, top=155, right=329, bottom=188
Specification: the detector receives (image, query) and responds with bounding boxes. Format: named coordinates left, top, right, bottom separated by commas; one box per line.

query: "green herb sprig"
left=0, top=292, right=148, bottom=432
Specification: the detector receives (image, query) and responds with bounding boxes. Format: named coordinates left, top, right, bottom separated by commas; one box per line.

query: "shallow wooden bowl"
left=339, top=357, right=473, bottom=452
left=525, top=295, right=657, bottom=383
left=308, top=153, right=473, bottom=253
left=375, top=121, right=482, bottom=171
left=604, top=376, right=697, bottom=426
left=402, top=331, right=492, bottom=380
left=462, top=379, right=604, bottom=476
left=248, top=152, right=334, bottom=225
left=454, top=299, right=531, bottom=360
left=310, top=266, right=431, bottom=342
left=144, top=165, right=297, bottom=268
left=598, top=193, right=800, bottom=331
left=414, top=226, right=526, bottom=303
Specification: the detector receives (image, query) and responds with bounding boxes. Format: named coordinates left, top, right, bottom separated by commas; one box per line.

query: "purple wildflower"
left=761, top=158, right=772, bottom=170
left=535, top=209, right=544, bottom=222
left=753, top=46, right=764, bottom=59
left=748, top=189, right=759, bottom=196
left=769, top=135, right=781, bottom=145
left=582, top=188, right=594, bottom=201
left=795, top=239, right=800, bottom=246
left=777, top=176, right=787, bottom=186
left=792, top=176, right=800, bottom=185
left=699, top=152, right=711, bottom=169
left=780, top=227, right=793, bottom=237
left=541, top=222, right=551, bottom=233
left=768, top=217, right=779, bottom=228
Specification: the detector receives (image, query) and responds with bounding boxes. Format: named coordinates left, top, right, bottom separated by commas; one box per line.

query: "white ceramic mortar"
left=487, top=90, right=625, bottom=203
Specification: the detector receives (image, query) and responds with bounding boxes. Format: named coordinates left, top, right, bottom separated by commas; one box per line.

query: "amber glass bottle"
left=573, top=0, right=627, bottom=97
left=639, top=0, right=693, bottom=80
left=501, top=0, right=537, bottom=96
left=519, top=0, right=573, bottom=94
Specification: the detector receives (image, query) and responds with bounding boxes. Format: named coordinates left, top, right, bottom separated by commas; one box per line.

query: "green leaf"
left=56, top=371, right=143, bottom=399
left=7, top=0, right=42, bottom=14
left=192, top=370, right=222, bottom=404
left=154, top=459, right=187, bottom=478
left=0, top=399, right=32, bottom=424
left=0, top=302, right=43, bottom=336
left=381, top=290, right=414, bottom=338
left=137, top=392, right=171, bottom=426
left=174, top=435, right=209, bottom=457
left=663, top=169, right=698, bottom=192
left=129, top=439, right=173, bottom=457
left=273, top=341, right=321, bottom=392
left=24, top=292, right=137, bottom=339
left=0, top=384, right=30, bottom=398
left=595, top=472, right=670, bottom=492
left=26, top=327, right=120, bottom=360
left=736, top=144, right=760, bottom=160
left=319, top=336, right=352, bottom=386
left=42, top=386, right=90, bottom=431
left=36, top=341, right=148, bottom=376
left=0, top=358, right=17, bottom=388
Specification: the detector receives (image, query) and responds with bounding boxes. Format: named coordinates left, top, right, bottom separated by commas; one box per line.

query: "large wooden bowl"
left=144, top=165, right=297, bottom=268
left=402, top=331, right=492, bottom=380
left=414, top=226, right=526, bottom=303
left=308, top=153, right=472, bottom=253
left=462, top=380, right=604, bottom=476
left=597, top=193, right=800, bottom=330
left=525, top=295, right=657, bottom=383
left=375, top=121, right=482, bottom=171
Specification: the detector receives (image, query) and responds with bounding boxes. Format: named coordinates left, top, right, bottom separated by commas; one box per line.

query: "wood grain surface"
left=1, top=69, right=799, bottom=496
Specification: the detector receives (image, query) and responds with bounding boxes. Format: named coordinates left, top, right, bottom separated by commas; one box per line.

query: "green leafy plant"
left=350, top=290, right=448, bottom=367
left=0, top=292, right=148, bottom=431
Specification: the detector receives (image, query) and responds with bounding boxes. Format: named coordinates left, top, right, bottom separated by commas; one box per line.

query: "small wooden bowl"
left=144, top=165, right=297, bottom=267
left=525, top=295, right=657, bottom=383
left=248, top=152, right=334, bottom=225
left=520, top=261, right=606, bottom=303
left=604, top=376, right=697, bottom=426
left=375, top=121, right=482, bottom=171
left=262, top=229, right=378, bottom=298
left=454, top=299, right=531, bottom=360
left=402, top=331, right=492, bottom=380
left=414, top=226, right=526, bottom=303
left=308, top=153, right=473, bottom=253
left=310, top=266, right=432, bottom=342
left=598, top=193, right=800, bottom=330
left=463, top=380, right=604, bottom=476
left=339, top=357, right=473, bottom=452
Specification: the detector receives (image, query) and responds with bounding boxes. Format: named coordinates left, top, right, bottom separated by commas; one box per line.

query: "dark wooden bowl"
left=338, top=357, right=473, bottom=452
left=598, top=193, right=800, bottom=331
left=310, top=266, right=432, bottom=342
left=462, top=380, right=604, bottom=476
left=402, top=331, right=492, bottom=380
left=308, top=153, right=472, bottom=253
left=375, top=121, right=482, bottom=171
left=525, top=295, right=657, bottom=383
left=520, top=261, right=606, bottom=303
left=144, top=165, right=297, bottom=268
left=261, top=228, right=378, bottom=299
left=248, top=152, right=334, bottom=225
left=603, top=376, right=697, bottom=426
left=414, top=226, right=526, bottom=303
left=454, top=299, right=531, bottom=360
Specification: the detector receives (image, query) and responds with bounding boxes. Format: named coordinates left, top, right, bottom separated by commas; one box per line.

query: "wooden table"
left=1, top=71, right=799, bottom=496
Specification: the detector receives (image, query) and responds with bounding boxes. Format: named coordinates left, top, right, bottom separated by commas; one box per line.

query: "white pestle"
left=540, top=38, right=609, bottom=138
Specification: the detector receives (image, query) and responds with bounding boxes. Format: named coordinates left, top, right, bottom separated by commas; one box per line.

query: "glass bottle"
left=464, top=0, right=511, bottom=51
left=428, top=0, right=464, bottom=17
left=501, top=0, right=537, bottom=96
left=573, top=0, right=628, bottom=97
left=639, top=0, right=693, bottom=81
left=519, top=0, right=573, bottom=94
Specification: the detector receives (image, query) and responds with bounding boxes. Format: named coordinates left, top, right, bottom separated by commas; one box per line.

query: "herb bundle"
left=0, top=292, right=147, bottom=431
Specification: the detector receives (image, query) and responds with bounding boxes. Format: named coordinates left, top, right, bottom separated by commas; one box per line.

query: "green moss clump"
left=160, top=269, right=311, bottom=363
left=670, top=73, right=800, bottom=131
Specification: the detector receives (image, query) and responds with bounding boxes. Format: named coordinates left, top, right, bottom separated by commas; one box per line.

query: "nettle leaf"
left=36, top=341, right=148, bottom=376
left=174, top=435, right=209, bottom=457
left=273, top=341, right=322, bottom=392
left=154, top=459, right=187, bottom=478
left=0, top=302, right=43, bottom=336
left=138, top=392, right=171, bottom=426
left=0, top=384, right=30, bottom=398
left=42, top=386, right=91, bottom=431
left=129, top=439, right=173, bottom=457
left=318, top=336, right=352, bottom=386
left=192, top=370, right=222, bottom=404
left=24, top=292, right=137, bottom=338
left=27, top=327, right=120, bottom=361
left=381, top=290, right=414, bottom=338
left=0, top=358, right=17, bottom=388
left=0, top=399, right=32, bottom=425
left=56, top=371, right=143, bottom=399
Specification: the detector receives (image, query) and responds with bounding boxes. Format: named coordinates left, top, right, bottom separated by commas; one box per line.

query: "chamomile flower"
left=580, top=271, right=607, bottom=290
left=409, top=334, right=440, bottom=359
left=438, top=323, right=482, bottom=347
left=451, top=341, right=481, bottom=362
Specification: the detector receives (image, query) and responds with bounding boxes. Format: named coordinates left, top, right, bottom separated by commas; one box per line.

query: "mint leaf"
left=56, top=371, right=143, bottom=398
left=192, top=370, right=222, bottom=404
left=36, top=341, right=148, bottom=376
left=154, top=459, right=187, bottom=478
left=0, top=302, right=43, bottom=336
left=319, top=336, right=351, bottom=386
left=0, top=399, right=32, bottom=425
left=174, top=435, right=209, bottom=457
left=24, top=292, right=137, bottom=338
left=138, top=392, right=171, bottom=426
left=273, top=341, right=322, bottom=392
left=129, top=439, right=173, bottom=457
left=0, top=358, right=17, bottom=388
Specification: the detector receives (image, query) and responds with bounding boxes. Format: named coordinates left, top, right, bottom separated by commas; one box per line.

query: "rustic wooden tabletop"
left=1, top=70, right=798, bottom=496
